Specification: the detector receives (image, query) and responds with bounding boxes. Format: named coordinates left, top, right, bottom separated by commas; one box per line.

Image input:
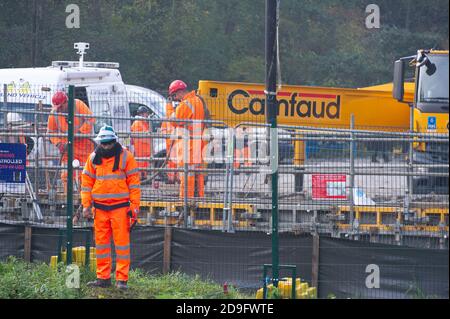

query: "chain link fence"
left=0, top=83, right=448, bottom=298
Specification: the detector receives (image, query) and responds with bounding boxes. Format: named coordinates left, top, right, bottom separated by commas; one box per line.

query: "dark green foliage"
left=0, top=0, right=448, bottom=91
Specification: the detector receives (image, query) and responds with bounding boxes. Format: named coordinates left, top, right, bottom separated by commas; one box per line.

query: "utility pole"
left=31, top=0, right=39, bottom=66
left=265, top=0, right=279, bottom=288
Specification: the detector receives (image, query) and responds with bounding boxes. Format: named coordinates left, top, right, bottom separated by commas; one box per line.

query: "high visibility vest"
left=162, top=102, right=179, bottom=163
left=47, top=99, right=94, bottom=146
left=173, top=91, right=206, bottom=165
left=81, top=148, right=141, bottom=211
left=161, top=102, right=176, bottom=136
left=131, top=117, right=152, bottom=157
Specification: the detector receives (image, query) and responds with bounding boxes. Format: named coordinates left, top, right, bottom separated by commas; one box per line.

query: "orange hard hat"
left=168, top=80, right=187, bottom=95
left=52, top=91, right=68, bottom=107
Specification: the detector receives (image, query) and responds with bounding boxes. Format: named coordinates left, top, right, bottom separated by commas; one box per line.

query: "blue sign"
left=0, top=143, right=27, bottom=193
left=428, top=117, right=437, bottom=130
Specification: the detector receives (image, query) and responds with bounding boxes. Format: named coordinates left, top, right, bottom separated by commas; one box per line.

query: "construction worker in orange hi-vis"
left=47, top=91, right=95, bottom=191
left=234, top=127, right=252, bottom=170
left=167, top=80, right=208, bottom=198
left=160, top=97, right=179, bottom=184
left=131, top=106, right=152, bottom=179
left=81, top=125, right=140, bottom=290
left=6, top=112, right=35, bottom=156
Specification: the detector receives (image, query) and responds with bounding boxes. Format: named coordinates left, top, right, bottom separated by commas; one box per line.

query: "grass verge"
left=0, top=257, right=252, bottom=299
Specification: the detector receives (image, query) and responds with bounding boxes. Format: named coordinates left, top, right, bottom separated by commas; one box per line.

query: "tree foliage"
left=0, top=0, right=448, bottom=91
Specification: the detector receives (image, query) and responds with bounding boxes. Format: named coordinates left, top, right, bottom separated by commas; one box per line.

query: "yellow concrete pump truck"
left=393, top=50, right=449, bottom=194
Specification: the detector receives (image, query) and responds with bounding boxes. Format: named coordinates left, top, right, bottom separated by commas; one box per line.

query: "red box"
left=312, top=174, right=347, bottom=200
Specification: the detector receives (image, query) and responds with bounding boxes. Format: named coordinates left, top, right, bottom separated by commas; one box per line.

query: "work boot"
left=116, top=280, right=128, bottom=290
left=87, top=278, right=111, bottom=288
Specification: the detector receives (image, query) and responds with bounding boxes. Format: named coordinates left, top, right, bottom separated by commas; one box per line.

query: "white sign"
left=353, top=188, right=376, bottom=206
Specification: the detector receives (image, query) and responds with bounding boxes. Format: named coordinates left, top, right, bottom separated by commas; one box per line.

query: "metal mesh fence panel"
left=0, top=83, right=448, bottom=298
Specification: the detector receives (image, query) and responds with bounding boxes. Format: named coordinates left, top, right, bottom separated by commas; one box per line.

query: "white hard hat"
left=94, top=125, right=118, bottom=143
left=7, top=112, right=24, bottom=124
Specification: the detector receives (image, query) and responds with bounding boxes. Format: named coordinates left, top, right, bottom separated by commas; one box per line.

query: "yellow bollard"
left=295, top=283, right=309, bottom=299
left=72, top=247, right=78, bottom=265
left=307, top=287, right=317, bottom=299
left=90, top=258, right=97, bottom=272
left=299, top=292, right=309, bottom=299
left=50, top=256, right=58, bottom=270
left=278, top=280, right=289, bottom=299
left=61, top=250, right=67, bottom=264
left=255, top=288, right=264, bottom=299
left=78, top=246, right=86, bottom=266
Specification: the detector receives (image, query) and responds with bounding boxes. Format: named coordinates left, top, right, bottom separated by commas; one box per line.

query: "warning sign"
left=312, top=174, right=347, bottom=200
left=0, top=143, right=27, bottom=194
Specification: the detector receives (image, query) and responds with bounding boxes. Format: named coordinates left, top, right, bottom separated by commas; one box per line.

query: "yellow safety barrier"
left=337, top=206, right=449, bottom=233
left=140, top=201, right=256, bottom=229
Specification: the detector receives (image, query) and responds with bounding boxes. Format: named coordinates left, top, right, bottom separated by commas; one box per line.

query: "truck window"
left=92, top=100, right=112, bottom=133
left=74, top=87, right=89, bottom=106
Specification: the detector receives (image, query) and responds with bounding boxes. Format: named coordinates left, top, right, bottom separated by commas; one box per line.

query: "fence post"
left=183, top=124, right=189, bottom=228
left=407, top=106, right=414, bottom=216
left=311, top=234, right=320, bottom=292
left=24, top=225, right=32, bottom=262
left=3, top=85, right=7, bottom=124
left=349, top=114, right=358, bottom=239
left=223, top=129, right=235, bottom=233
left=223, top=128, right=231, bottom=232
left=66, top=85, right=75, bottom=265
left=34, top=102, right=39, bottom=196
left=163, top=226, right=172, bottom=274
left=265, top=0, right=279, bottom=287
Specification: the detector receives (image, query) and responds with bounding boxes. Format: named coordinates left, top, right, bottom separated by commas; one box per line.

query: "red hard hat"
left=168, top=80, right=187, bottom=95
left=52, top=91, right=68, bottom=107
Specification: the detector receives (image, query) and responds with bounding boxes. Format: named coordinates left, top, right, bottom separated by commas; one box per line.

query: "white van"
left=0, top=61, right=167, bottom=158
left=0, top=61, right=130, bottom=132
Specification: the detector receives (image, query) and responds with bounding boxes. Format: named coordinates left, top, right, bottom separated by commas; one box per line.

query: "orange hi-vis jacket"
left=81, top=148, right=141, bottom=212
left=161, top=102, right=176, bottom=151
left=161, top=102, right=175, bottom=135
left=47, top=99, right=95, bottom=163
left=161, top=102, right=178, bottom=161
left=173, top=91, right=206, bottom=165
left=131, top=116, right=152, bottom=158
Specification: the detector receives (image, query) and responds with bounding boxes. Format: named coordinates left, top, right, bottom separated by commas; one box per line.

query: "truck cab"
left=393, top=50, right=449, bottom=194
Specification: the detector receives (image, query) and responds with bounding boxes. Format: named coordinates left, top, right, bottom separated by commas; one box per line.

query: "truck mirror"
left=425, top=61, right=437, bottom=76
left=393, top=60, right=405, bottom=102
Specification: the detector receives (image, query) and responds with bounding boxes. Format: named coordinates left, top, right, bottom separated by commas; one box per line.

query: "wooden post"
left=163, top=227, right=172, bottom=274
left=24, top=226, right=32, bottom=262
left=311, top=234, right=320, bottom=291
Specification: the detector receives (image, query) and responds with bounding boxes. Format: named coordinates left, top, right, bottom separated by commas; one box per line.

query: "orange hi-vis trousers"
left=179, top=164, right=205, bottom=198
left=94, top=206, right=131, bottom=281
left=234, top=146, right=251, bottom=169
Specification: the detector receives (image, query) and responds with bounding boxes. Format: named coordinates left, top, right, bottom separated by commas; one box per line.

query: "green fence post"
left=66, top=85, right=75, bottom=265
left=85, top=229, right=91, bottom=269
left=292, top=267, right=297, bottom=300
left=263, top=264, right=269, bottom=299
left=265, top=0, right=279, bottom=288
